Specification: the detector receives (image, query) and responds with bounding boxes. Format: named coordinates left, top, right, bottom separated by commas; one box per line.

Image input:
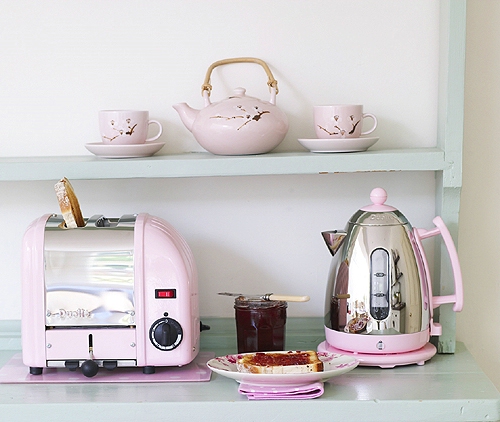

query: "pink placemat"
left=0, top=352, right=214, bottom=384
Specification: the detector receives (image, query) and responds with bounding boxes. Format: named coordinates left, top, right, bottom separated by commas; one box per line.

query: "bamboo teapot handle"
left=201, top=57, right=279, bottom=103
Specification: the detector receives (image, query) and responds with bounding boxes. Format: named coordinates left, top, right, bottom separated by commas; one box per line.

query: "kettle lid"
left=360, top=188, right=397, bottom=212
left=349, top=188, right=410, bottom=227
left=361, top=188, right=397, bottom=212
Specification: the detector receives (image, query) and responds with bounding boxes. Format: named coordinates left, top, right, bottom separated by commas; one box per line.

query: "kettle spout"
left=172, top=103, right=200, bottom=132
left=322, top=230, right=347, bottom=256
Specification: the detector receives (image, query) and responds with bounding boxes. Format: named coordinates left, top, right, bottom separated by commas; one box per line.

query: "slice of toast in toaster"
left=54, top=177, right=85, bottom=228
left=236, top=351, right=324, bottom=374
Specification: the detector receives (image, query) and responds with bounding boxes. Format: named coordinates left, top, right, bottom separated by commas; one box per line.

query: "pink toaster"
left=21, top=213, right=199, bottom=377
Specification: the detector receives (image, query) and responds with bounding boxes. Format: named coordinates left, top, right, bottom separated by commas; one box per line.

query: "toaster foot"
left=143, top=366, right=155, bottom=374
left=29, top=367, right=43, bottom=375
left=65, top=360, right=80, bottom=371
left=103, top=360, right=117, bottom=371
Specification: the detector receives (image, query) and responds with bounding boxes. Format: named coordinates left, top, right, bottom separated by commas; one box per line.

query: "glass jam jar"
left=234, top=298, right=287, bottom=353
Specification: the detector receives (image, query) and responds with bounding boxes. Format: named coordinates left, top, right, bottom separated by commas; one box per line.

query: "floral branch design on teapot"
left=103, top=118, right=138, bottom=142
left=210, top=105, right=271, bottom=130
left=317, top=115, right=360, bottom=137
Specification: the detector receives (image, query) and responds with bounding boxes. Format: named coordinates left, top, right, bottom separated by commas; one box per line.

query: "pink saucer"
left=85, top=141, right=165, bottom=158
left=317, top=341, right=436, bottom=368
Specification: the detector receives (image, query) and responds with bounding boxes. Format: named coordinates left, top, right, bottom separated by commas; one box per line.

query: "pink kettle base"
left=317, top=341, right=436, bottom=368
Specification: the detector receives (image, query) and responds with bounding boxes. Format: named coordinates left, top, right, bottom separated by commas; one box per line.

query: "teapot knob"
left=370, top=188, right=388, bottom=205
left=232, top=87, right=246, bottom=96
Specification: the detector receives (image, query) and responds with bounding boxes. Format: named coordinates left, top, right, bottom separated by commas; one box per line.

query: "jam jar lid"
left=234, top=297, right=287, bottom=309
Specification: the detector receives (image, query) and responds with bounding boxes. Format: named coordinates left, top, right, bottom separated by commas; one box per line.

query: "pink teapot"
left=173, top=58, right=289, bottom=155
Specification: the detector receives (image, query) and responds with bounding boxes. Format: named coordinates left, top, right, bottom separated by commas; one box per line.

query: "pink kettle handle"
left=414, top=216, right=463, bottom=312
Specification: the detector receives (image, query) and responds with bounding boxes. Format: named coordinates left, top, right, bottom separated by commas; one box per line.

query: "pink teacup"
left=314, top=105, right=377, bottom=139
left=99, top=110, right=163, bottom=145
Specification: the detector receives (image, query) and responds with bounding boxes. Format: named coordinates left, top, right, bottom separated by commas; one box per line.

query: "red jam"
left=234, top=299, right=287, bottom=353
left=249, top=352, right=310, bottom=366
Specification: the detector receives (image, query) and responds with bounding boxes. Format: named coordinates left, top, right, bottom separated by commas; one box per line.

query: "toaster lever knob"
left=81, top=359, right=99, bottom=378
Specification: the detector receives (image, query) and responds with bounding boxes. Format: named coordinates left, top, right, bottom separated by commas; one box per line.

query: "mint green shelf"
left=0, top=318, right=498, bottom=422
left=0, top=149, right=447, bottom=181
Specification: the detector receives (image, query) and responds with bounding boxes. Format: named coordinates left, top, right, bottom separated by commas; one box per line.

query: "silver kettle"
left=322, top=188, right=463, bottom=354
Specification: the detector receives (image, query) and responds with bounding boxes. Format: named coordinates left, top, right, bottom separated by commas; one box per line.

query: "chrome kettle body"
left=322, top=188, right=463, bottom=354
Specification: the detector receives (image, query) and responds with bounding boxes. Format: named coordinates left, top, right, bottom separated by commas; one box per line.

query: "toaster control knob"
left=149, top=318, right=183, bottom=351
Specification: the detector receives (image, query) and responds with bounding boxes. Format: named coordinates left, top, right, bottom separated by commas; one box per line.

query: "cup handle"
left=146, top=120, right=163, bottom=142
left=361, top=113, right=377, bottom=136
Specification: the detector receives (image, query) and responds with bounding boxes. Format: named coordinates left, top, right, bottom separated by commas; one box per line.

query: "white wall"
left=0, top=0, right=439, bottom=319
left=0, top=173, right=436, bottom=319
left=8, top=0, right=497, bottom=384
left=0, top=0, right=439, bottom=157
